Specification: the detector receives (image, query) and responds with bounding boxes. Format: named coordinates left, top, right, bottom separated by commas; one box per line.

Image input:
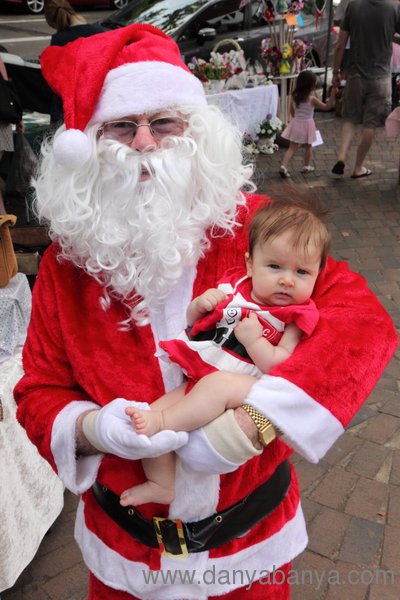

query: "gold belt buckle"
left=153, top=517, right=188, bottom=558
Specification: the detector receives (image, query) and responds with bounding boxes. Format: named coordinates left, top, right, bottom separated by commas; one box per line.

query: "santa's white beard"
left=72, top=138, right=215, bottom=324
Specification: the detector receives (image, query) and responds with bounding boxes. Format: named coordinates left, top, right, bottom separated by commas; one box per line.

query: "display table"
left=0, top=339, right=64, bottom=590
left=0, top=273, right=32, bottom=365
left=206, top=84, right=279, bottom=138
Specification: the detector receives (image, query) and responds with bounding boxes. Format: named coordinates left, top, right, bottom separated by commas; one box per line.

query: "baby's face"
left=246, top=232, right=321, bottom=307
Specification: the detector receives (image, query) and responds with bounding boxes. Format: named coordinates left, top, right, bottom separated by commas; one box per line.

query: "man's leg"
left=333, top=73, right=362, bottom=174
left=337, top=120, right=356, bottom=164
left=352, top=127, right=375, bottom=177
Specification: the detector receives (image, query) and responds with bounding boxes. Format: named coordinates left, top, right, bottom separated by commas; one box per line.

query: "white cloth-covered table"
left=206, top=84, right=279, bottom=137
left=0, top=350, right=64, bottom=592
left=0, top=274, right=32, bottom=365
left=0, top=353, right=65, bottom=591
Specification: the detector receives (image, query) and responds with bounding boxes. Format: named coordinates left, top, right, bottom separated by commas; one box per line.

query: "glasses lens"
left=102, top=121, right=136, bottom=142
left=101, top=117, right=186, bottom=143
left=150, top=117, right=186, bottom=138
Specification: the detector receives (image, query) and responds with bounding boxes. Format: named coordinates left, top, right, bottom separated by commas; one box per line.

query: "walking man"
left=332, top=0, right=400, bottom=178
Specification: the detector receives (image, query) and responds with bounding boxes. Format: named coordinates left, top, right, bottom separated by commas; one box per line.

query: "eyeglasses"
left=98, top=117, right=187, bottom=144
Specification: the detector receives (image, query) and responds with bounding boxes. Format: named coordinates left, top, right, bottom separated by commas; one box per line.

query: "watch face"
left=259, top=424, right=276, bottom=446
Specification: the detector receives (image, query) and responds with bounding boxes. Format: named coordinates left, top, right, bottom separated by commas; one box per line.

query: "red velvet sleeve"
left=270, top=256, right=398, bottom=425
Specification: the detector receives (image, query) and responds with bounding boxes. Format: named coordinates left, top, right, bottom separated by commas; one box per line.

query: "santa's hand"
left=82, top=398, right=188, bottom=459
left=176, top=409, right=262, bottom=474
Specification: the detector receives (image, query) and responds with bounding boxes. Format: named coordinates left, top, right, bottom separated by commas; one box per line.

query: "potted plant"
left=188, top=58, right=231, bottom=93
left=256, top=114, right=283, bottom=154
left=242, top=132, right=259, bottom=155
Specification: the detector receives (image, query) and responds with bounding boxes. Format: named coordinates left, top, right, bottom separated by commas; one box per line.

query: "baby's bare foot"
left=132, top=409, right=163, bottom=436
left=120, top=481, right=175, bottom=507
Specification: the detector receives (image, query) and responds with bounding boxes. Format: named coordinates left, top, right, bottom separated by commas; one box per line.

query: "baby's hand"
left=194, top=288, right=226, bottom=315
left=234, top=312, right=263, bottom=347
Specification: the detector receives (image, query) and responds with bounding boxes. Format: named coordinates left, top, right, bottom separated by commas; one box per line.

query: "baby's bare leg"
left=134, top=371, right=257, bottom=435
left=120, top=452, right=176, bottom=507
left=126, top=383, right=187, bottom=436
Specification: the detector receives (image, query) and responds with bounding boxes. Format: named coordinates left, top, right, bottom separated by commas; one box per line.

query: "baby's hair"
left=293, top=70, right=317, bottom=106
left=44, top=0, right=84, bottom=31
left=248, top=195, right=331, bottom=269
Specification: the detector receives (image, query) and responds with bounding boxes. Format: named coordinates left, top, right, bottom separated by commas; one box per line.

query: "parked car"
left=1, top=0, right=129, bottom=16
left=0, top=51, right=52, bottom=113
left=99, top=0, right=338, bottom=70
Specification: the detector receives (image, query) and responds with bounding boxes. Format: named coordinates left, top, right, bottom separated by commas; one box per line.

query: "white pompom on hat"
left=40, top=24, right=207, bottom=168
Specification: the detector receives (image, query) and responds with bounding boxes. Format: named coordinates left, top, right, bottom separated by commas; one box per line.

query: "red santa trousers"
left=89, top=563, right=291, bottom=599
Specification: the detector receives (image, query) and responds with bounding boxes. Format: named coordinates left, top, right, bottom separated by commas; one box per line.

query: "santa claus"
left=15, top=24, right=397, bottom=600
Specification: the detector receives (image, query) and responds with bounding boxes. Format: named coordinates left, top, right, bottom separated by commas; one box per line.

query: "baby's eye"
left=297, top=269, right=308, bottom=275
left=268, top=264, right=280, bottom=270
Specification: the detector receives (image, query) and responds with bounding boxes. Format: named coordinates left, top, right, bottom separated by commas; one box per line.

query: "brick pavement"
left=2, top=111, right=400, bottom=599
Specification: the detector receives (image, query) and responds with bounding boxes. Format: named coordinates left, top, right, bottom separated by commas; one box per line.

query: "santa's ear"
left=245, top=252, right=252, bottom=276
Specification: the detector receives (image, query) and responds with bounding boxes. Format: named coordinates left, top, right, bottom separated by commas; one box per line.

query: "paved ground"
left=2, top=110, right=400, bottom=599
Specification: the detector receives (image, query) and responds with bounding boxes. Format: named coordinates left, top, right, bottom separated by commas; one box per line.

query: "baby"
left=122, top=197, right=330, bottom=507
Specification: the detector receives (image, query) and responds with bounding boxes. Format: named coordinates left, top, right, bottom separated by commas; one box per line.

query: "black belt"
left=92, top=459, right=290, bottom=557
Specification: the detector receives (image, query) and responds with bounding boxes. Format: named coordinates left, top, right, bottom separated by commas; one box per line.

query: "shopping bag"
left=5, top=132, right=38, bottom=196
left=0, top=75, right=23, bottom=124
left=0, top=214, right=18, bottom=288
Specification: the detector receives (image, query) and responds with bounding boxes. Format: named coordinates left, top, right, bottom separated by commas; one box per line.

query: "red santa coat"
left=15, top=194, right=397, bottom=599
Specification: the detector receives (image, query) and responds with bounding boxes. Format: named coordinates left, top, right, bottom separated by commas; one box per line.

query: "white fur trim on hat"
left=92, top=61, right=207, bottom=124
left=53, top=129, right=92, bottom=168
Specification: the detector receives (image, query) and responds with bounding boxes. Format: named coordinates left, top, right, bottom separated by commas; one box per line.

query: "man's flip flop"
left=332, top=160, right=345, bottom=175
left=351, top=169, right=372, bottom=179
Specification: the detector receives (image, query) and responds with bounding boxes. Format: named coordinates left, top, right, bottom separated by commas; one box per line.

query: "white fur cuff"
left=51, top=401, right=103, bottom=495
left=246, top=375, right=344, bottom=462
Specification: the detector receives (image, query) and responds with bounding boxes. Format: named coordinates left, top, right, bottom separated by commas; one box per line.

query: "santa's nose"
left=129, top=124, right=158, bottom=153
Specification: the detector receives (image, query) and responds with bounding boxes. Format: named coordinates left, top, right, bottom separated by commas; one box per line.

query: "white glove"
left=176, top=409, right=262, bottom=474
left=82, top=398, right=188, bottom=460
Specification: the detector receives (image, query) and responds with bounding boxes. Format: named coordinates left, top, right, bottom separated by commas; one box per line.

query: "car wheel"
left=110, top=0, right=129, bottom=9
left=24, top=0, right=44, bottom=13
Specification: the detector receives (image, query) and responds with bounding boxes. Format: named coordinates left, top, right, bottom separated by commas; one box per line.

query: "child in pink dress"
left=279, top=70, right=336, bottom=178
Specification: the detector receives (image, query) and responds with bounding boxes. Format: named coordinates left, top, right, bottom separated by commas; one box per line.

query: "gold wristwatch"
left=241, top=404, right=278, bottom=447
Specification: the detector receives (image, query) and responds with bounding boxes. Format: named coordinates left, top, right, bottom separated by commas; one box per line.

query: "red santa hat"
left=40, top=24, right=207, bottom=168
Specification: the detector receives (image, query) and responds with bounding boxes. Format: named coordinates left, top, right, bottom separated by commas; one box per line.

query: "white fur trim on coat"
left=74, top=498, right=307, bottom=599
left=51, top=400, right=103, bottom=494
left=246, top=375, right=344, bottom=462
left=150, top=264, right=197, bottom=393
left=92, top=62, right=207, bottom=124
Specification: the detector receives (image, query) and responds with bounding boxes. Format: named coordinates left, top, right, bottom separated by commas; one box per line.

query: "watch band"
left=241, top=404, right=278, bottom=447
